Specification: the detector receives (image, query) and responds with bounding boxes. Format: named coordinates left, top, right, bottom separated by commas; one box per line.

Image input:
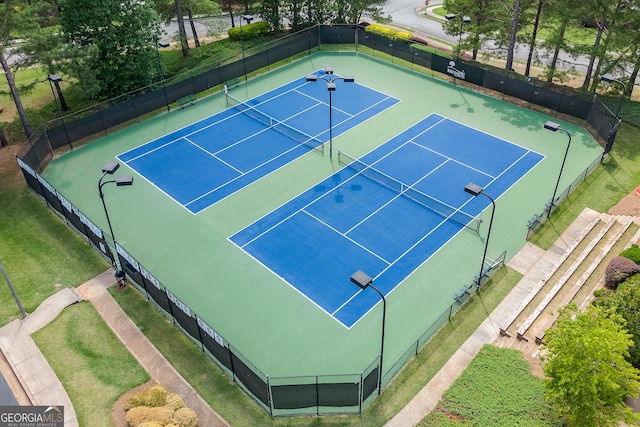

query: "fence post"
left=266, top=375, right=273, bottom=417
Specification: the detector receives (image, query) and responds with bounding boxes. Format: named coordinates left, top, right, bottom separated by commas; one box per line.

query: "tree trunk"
left=525, top=0, right=543, bottom=77
left=582, top=18, right=604, bottom=90
left=628, top=55, right=639, bottom=97
left=228, top=0, right=235, bottom=27
left=0, top=52, right=32, bottom=139
left=505, top=0, right=520, bottom=70
left=175, top=0, right=190, bottom=57
left=187, top=6, right=200, bottom=48
left=546, top=21, right=567, bottom=82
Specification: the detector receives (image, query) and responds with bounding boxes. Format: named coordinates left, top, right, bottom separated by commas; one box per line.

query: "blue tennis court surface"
left=117, top=72, right=399, bottom=213
left=230, top=114, right=544, bottom=328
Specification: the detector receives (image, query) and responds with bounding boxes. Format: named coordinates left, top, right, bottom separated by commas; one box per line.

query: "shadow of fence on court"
left=15, top=24, right=613, bottom=416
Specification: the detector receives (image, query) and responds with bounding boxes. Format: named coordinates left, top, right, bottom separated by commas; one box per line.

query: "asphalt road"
left=163, top=3, right=595, bottom=77
left=381, top=0, right=591, bottom=74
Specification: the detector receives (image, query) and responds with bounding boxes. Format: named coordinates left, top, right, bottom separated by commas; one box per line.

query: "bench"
left=454, top=284, right=472, bottom=304
left=225, top=77, right=241, bottom=89
left=527, top=213, right=541, bottom=228
left=177, top=94, right=196, bottom=109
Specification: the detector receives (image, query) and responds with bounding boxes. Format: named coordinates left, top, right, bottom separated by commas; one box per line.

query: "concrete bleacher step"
left=516, top=216, right=620, bottom=341
left=533, top=217, right=637, bottom=344
left=499, top=214, right=601, bottom=337
left=495, top=209, right=640, bottom=357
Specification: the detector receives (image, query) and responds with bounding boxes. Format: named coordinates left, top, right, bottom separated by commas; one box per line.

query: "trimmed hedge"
left=364, top=23, right=413, bottom=43
left=620, top=244, right=640, bottom=264
left=125, top=385, right=196, bottom=427
left=227, top=21, right=271, bottom=41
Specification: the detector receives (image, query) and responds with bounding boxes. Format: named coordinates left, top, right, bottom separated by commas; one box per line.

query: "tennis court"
left=231, top=114, right=543, bottom=327
left=118, top=71, right=399, bottom=213
left=41, top=52, right=603, bottom=382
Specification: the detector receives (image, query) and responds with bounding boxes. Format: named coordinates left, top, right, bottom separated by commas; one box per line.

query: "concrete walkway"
left=0, top=269, right=228, bottom=427
left=385, top=208, right=600, bottom=426
left=0, top=209, right=600, bottom=427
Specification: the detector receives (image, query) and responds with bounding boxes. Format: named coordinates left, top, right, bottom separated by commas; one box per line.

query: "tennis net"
left=338, top=151, right=481, bottom=232
left=225, top=86, right=324, bottom=153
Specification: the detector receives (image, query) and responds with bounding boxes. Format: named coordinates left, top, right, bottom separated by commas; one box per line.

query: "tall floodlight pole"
left=239, top=15, right=253, bottom=81
left=98, top=162, right=134, bottom=284
left=0, top=261, right=27, bottom=319
left=306, top=67, right=355, bottom=159
left=600, top=74, right=626, bottom=158
left=543, top=121, right=572, bottom=218
left=47, top=74, right=72, bottom=149
left=156, top=40, right=170, bottom=112
left=445, top=14, right=471, bottom=60
left=350, top=270, right=386, bottom=395
left=464, top=183, right=496, bottom=290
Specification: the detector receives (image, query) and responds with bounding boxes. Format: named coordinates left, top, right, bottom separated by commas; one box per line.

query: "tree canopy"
left=59, top=0, right=163, bottom=99
left=541, top=304, right=640, bottom=427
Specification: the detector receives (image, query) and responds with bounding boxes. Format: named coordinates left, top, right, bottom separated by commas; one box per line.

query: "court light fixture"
left=600, top=74, right=626, bottom=158
left=305, top=67, right=355, bottom=159
left=464, top=183, right=496, bottom=290
left=238, top=15, right=254, bottom=81
left=47, top=73, right=72, bottom=149
left=350, top=269, right=386, bottom=396
left=445, top=13, right=471, bottom=60
left=543, top=121, right=571, bottom=219
left=155, top=40, right=170, bottom=112
left=98, top=161, right=134, bottom=286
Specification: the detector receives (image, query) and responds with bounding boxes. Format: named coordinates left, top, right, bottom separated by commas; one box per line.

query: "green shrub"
left=172, top=407, right=198, bottom=427
left=125, top=406, right=173, bottom=426
left=227, top=21, right=271, bottom=41
left=364, top=24, right=413, bottom=43
left=124, top=385, right=196, bottom=426
left=620, top=244, right=640, bottom=264
left=165, top=393, right=184, bottom=412
left=125, top=385, right=169, bottom=410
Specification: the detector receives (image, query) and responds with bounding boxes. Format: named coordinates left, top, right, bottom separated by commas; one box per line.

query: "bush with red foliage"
left=605, top=256, right=640, bottom=290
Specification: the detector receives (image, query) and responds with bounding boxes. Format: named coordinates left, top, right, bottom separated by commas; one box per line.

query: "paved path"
left=385, top=208, right=599, bottom=426
left=0, top=269, right=228, bottom=427
left=0, top=209, right=601, bottom=426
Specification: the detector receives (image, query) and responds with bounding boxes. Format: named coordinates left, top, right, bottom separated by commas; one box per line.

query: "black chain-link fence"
left=16, top=24, right=616, bottom=416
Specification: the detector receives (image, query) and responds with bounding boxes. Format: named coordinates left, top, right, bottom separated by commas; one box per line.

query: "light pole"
left=543, top=121, right=571, bottom=219
left=445, top=14, right=471, bottom=60
left=306, top=67, right=355, bottom=159
left=0, top=261, right=27, bottom=319
left=47, top=74, right=72, bottom=150
left=350, top=269, right=386, bottom=395
left=156, top=40, right=170, bottom=112
left=601, top=74, right=626, bottom=158
left=47, top=74, right=68, bottom=111
left=239, top=15, right=253, bottom=81
left=98, top=162, right=134, bottom=285
left=464, top=183, right=496, bottom=290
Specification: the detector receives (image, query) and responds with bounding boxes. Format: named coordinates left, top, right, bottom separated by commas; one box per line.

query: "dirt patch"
left=0, top=144, right=23, bottom=190
left=523, top=350, right=545, bottom=378
left=111, top=380, right=158, bottom=427
left=608, top=189, right=640, bottom=217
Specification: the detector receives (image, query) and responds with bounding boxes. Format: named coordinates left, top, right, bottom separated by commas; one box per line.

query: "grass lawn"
left=32, top=301, right=149, bottom=427
left=0, top=153, right=108, bottom=326
left=529, top=123, right=640, bottom=250
left=111, top=263, right=522, bottom=426
left=0, top=66, right=60, bottom=123
left=419, top=345, right=561, bottom=426
left=1, top=39, right=639, bottom=425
